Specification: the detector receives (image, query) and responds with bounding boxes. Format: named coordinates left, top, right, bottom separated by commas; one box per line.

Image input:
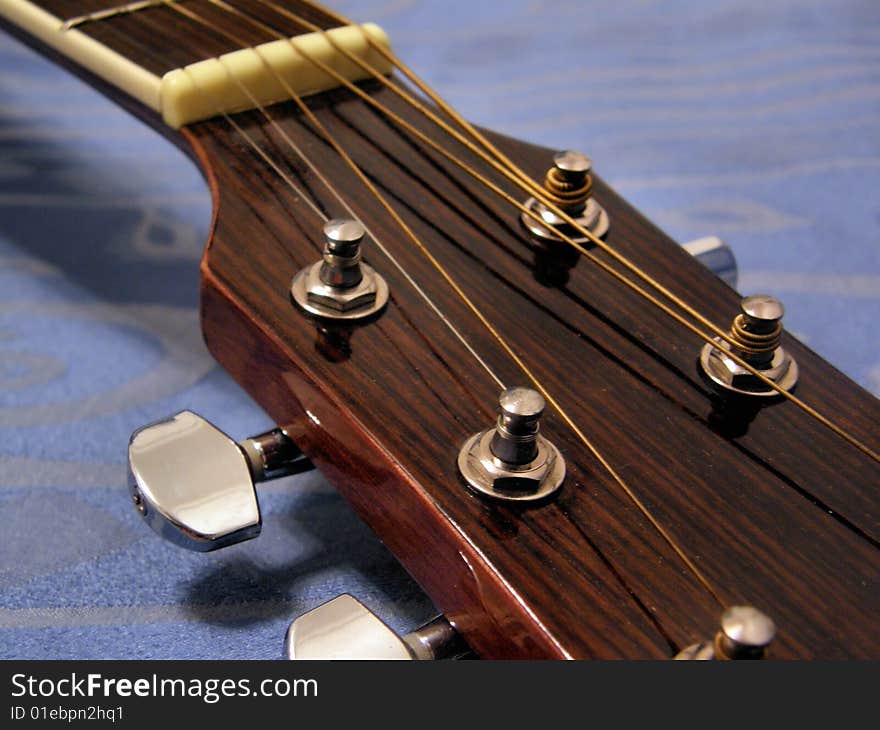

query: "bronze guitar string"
left=144, top=0, right=732, bottom=610
left=63, top=4, right=507, bottom=382
left=60, top=0, right=880, bottom=462
left=55, top=0, right=879, bottom=619
left=254, top=0, right=880, bottom=466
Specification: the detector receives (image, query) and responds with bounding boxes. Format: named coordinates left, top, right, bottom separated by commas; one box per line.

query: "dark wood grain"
left=189, top=87, right=880, bottom=658
left=6, top=0, right=879, bottom=658
left=33, top=0, right=341, bottom=74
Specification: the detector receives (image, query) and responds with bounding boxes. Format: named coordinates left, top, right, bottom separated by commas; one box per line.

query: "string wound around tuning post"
left=699, top=294, right=799, bottom=397
left=521, top=150, right=610, bottom=245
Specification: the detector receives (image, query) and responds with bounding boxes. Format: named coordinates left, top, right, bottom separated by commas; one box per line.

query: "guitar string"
left=252, top=0, right=880, bottom=466
left=223, top=108, right=506, bottom=391
left=177, top=68, right=506, bottom=391
left=62, top=0, right=880, bottom=461
left=187, top=61, right=683, bottom=656
left=159, top=0, right=729, bottom=609
left=62, top=2, right=504, bottom=385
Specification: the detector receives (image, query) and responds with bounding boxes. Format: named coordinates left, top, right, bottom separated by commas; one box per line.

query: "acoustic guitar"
left=2, top=0, right=877, bottom=659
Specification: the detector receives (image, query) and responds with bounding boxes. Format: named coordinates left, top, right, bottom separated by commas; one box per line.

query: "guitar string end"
left=521, top=150, right=610, bottom=244
left=699, top=294, right=799, bottom=397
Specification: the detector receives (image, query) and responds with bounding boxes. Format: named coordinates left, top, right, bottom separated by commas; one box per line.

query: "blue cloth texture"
left=0, top=0, right=878, bottom=659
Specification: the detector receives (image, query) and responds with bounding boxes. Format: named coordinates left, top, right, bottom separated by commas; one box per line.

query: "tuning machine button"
left=291, top=218, right=389, bottom=320
left=682, top=235, right=738, bottom=288
left=521, top=150, right=610, bottom=244
left=128, top=411, right=311, bottom=551
left=675, top=605, right=777, bottom=660
left=285, top=594, right=469, bottom=660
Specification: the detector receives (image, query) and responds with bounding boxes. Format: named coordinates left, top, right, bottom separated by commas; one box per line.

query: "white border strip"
left=0, top=0, right=162, bottom=111
left=1, top=0, right=393, bottom=128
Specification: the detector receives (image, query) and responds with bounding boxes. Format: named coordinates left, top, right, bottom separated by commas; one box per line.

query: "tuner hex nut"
left=458, top=387, right=565, bottom=502
left=462, top=429, right=562, bottom=497
left=291, top=218, right=389, bottom=320
left=303, top=264, right=382, bottom=313
left=699, top=294, right=798, bottom=397
left=520, top=149, right=609, bottom=244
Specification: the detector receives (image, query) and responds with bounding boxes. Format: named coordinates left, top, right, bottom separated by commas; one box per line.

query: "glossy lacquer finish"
left=190, top=90, right=880, bottom=658
left=8, top=0, right=880, bottom=658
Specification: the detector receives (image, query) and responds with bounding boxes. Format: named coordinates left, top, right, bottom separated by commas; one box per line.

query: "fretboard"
left=0, top=0, right=392, bottom=127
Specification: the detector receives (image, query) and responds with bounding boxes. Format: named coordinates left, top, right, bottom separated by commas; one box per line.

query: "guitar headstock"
left=5, top=0, right=877, bottom=659
left=164, top=72, right=878, bottom=657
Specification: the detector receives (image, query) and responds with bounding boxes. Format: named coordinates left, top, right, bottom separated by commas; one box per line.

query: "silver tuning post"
left=675, top=605, right=777, bottom=660
left=521, top=150, right=610, bottom=244
left=291, top=218, right=389, bottom=320
left=699, top=294, right=799, bottom=397
left=458, top=387, right=565, bottom=502
left=285, top=594, right=470, bottom=660
left=128, top=411, right=311, bottom=551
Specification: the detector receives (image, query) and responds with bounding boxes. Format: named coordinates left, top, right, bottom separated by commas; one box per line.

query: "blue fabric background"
left=1, top=0, right=878, bottom=658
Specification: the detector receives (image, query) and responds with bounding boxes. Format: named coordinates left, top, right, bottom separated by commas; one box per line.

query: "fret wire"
left=61, top=0, right=174, bottom=30
left=171, top=0, right=729, bottom=611
left=245, top=0, right=880, bottom=466
left=51, top=0, right=880, bottom=452
left=60, top=0, right=503, bottom=387
left=161, top=0, right=505, bottom=390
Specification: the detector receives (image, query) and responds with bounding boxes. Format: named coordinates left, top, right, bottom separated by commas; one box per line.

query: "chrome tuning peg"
left=128, top=410, right=311, bottom=551
left=458, top=387, right=566, bottom=502
left=675, top=605, right=777, bottom=660
left=521, top=150, right=610, bottom=244
left=290, top=218, right=389, bottom=321
left=285, top=594, right=470, bottom=660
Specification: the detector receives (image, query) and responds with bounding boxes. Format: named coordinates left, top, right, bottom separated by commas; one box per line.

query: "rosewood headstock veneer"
left=3, top=0, right=878, bottom=659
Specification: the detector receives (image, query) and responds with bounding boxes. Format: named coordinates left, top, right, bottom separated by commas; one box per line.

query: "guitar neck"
left=0, top=0, right=390, bottom=128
